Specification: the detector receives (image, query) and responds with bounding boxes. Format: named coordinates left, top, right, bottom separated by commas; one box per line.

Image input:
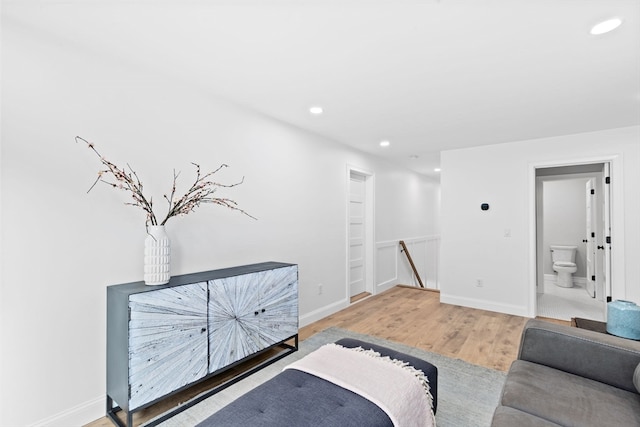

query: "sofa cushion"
left=491, top=406, right=561, bottom=427
left=518, top=320, right=640, bottom=392
left=500, top=360, right=640, bottom=427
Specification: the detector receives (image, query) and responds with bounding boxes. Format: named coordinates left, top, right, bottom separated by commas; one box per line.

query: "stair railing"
left=399, top=240, right=425, bottom=288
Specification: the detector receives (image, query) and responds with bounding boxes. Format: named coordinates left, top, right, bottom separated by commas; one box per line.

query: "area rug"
left=154, top=327, right=506, bottom=427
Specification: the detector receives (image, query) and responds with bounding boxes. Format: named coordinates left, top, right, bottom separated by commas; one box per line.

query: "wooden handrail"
left=399, top=240, right=425, bottom=288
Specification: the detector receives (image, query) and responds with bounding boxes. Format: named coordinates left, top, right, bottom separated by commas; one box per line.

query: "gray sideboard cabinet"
left=106, top=262, right=298, bottom=427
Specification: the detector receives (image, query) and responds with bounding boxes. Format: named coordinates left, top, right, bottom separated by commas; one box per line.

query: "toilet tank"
left=550, top=245, right=577, bottom=263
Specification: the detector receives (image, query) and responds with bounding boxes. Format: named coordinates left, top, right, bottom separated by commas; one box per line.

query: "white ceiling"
left=4, top=0, right=640, bottom=177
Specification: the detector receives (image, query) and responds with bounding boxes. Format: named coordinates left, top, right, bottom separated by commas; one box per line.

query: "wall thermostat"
left=481, top=203, right=490, bottom=211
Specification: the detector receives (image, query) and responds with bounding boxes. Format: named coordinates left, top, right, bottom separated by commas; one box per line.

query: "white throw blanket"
left=284, top=343, right=436, bottom=427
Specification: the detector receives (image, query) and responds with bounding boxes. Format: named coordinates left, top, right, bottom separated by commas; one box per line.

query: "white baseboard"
left=28, top=396, right=103, bottom=427
left=440, top=293, right=530, bottom=317
left=573, top=276, right=587, bottom=286
left=544, top=273, right=587, bottom=288
left=299, top=298, right=349, bottom=327
left=543, top=273, right=555, bottom=287
left=376, top=278, right=397, bottom=294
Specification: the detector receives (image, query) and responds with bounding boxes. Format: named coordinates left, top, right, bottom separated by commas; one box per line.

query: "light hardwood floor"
left=86, top=285, right=568, bottom=426
left=301, top=285, right=539, bottom=371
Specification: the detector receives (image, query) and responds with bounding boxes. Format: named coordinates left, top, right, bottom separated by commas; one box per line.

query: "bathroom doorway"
left=535, top=163, right=610, bottom=321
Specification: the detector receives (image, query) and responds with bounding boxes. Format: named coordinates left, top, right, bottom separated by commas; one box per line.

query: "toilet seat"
left=554, top=261, right=576, bottom=268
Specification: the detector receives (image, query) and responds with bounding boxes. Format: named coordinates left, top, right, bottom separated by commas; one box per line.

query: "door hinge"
left=606, top=236, right=611, bottom=244
left=605, top=177, right=610, bottom=184
left=590, top=189, right=595, bottom=195
left=591, top=275, right=596, bottom=281
left=591, top=232, right=595, bottom=238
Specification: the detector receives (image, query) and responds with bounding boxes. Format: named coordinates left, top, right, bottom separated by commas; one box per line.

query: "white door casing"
left=347, top=167, right=374, bottom=300
left=585, top=178, right=596, bottom=298
left=603, top=162, right=612, bottom=300
left=530, top=157, right=620, bottom=318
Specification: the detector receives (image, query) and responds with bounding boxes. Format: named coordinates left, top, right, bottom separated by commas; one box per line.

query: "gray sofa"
left=491, top=319, right=640, bottom=426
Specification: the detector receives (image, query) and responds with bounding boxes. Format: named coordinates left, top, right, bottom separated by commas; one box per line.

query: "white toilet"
left=550, top=245, right=578, bottom=288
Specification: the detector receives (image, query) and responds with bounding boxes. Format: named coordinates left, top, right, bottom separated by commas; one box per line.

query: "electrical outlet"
left=318, top=283, right=323, bottom=295
left=476, top=279, right=483, bottom=288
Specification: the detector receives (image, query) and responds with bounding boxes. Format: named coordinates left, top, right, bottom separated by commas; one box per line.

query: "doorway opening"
left=535, top=162, right=611, bottom=321
left=347, top=167, right=374, bottom=304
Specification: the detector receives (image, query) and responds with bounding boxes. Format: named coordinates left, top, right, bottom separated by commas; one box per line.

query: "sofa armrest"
left=518, top=319, right=640, bottom=393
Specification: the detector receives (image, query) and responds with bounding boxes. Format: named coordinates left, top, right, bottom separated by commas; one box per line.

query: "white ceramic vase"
left=144, top=225, right=171, bottom=285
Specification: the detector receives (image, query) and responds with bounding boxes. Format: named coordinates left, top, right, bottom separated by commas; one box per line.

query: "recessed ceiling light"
left=309, top=106, right=323, bottom=115
left=590, top=18, right=622, bottom=35
left=434, top=168, right=441, bottom=172
left=379, top=140, right=390, bottom=147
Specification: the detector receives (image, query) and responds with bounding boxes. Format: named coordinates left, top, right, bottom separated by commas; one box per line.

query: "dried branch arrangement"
left=76, top=136, right=255, bottom=226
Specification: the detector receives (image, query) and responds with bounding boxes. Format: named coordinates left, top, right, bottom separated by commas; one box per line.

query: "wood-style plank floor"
left=86, top=285, right=567, bottom=426
left=300, top=285, right=540, bottom=371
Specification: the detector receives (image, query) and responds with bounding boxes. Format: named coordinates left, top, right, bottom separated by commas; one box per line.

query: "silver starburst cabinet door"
left=128, top=282, right=209, bottom=410
left=208, top=265, right=298, bottom=373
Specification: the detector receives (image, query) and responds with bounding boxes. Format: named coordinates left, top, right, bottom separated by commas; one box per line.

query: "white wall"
left=542, top=178, right=589, bottom=277
left=440, top=126, right=640, bottom=317
left=374, top=172, right=441, bottom=291
left=0, top=20, right=439, bottom=426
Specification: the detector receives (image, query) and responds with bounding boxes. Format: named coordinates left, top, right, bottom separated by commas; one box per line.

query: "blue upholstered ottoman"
left=196, top=338, right=438, bottom=427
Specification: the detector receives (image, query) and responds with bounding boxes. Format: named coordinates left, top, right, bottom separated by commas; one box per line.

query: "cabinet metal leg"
left=106, top=395, right=128, bottom=427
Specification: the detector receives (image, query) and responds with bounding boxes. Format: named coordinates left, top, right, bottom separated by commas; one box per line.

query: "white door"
left=349, top=172, right=366, bottom=297
left=585, top=179, right=596, bottom=297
